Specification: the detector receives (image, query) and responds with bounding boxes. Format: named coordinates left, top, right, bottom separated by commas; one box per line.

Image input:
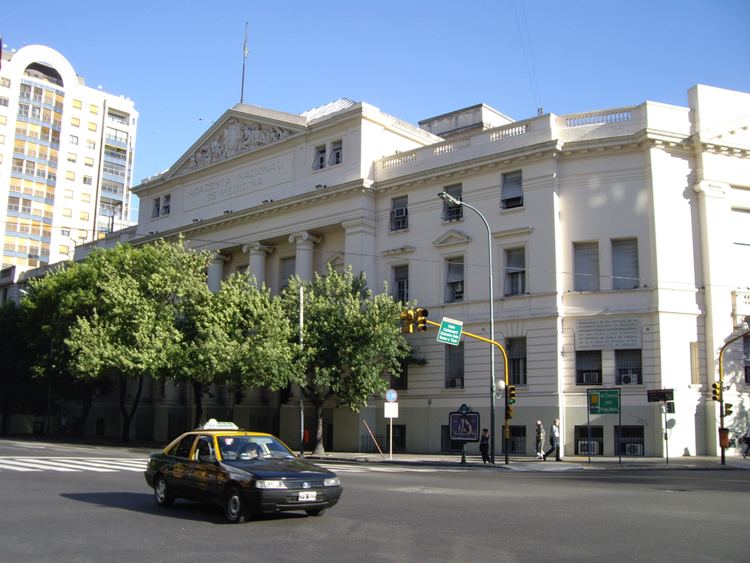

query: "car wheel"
left=224, top=487, right=247, bottom=523
left=153, top=475, right=173, bottom=507
left=305, top=508, right=326, bottom=517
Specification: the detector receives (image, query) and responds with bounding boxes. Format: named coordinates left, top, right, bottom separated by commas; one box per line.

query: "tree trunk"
left=77, top=394, right=93, bottom=438
left=1, top=391, right=9, bottom=435
left=313, top=401, right=325, bottom=456
left=119, top=376, right=144, bottom=443
left=193, top=382, right=204, bottom=428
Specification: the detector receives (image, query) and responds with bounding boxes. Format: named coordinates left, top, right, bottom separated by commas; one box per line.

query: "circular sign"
left=385, top=389, right=398, bottom=402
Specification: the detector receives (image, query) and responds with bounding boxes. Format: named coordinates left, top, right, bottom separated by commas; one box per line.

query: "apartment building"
left=0, top=44, right=137, bottom=276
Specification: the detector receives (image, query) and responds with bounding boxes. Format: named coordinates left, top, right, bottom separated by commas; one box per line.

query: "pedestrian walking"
left=543, top=418, right=561, bottom=461
left=535, top=420, right=545, bottom=459
left=743, top=426, right=750, bottom=459
left=479, top=428, right=490, bottom=464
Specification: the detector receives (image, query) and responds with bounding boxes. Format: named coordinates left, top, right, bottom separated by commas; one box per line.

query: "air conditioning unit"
left=620, top=370, right=640, bottom=385
left=578, top=440, right=600, bottom=455
left=625, top=443, right=643, bottom=456
left=581, top=372, right=600, bottom=384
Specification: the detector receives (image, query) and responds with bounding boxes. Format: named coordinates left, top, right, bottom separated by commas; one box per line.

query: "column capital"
left=242, top=242, right=274, bottom=255
left=289, top=231, right=322, bottom=246
left=211, top=252, right=231, bottom=263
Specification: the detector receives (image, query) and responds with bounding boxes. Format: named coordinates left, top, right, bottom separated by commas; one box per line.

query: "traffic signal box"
left=724, top=403, right=733, bottom=417
left=711, top=381, right=722, bottom=402
left=505, top=406, right=514, bottom=419
left=400, top=310, right=415, bottom=333
left=507, top=385, right=516, bottom=405
left=415, top=308, right=429, bottom=332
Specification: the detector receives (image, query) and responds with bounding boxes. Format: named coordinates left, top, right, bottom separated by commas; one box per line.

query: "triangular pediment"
left=433, top=230, right=472, bottom=248
left=167, top=107, right=306, bottom=179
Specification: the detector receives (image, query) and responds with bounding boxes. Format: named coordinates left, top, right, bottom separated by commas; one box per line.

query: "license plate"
left=298, top=491, right=317, bottom=501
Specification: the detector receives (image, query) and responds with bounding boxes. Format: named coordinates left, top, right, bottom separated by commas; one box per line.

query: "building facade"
left=0, top=44, right=138, bottom=278
left=8, top=84, right=750, bottom=458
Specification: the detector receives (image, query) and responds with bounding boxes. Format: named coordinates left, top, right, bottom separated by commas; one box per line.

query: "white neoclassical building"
left=14, top=84, right=750, bottom=457
left=0, top=44, right=138, bottom=291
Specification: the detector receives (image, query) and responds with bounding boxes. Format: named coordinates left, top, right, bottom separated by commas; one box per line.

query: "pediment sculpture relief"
left=186, top=118, right=296, bottom=171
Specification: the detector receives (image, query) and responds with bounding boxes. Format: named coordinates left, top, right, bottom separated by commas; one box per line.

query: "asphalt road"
left=1, top=439, right=748, bottom=562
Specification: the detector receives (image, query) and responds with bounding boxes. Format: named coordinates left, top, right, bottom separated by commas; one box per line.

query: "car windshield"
left=217, top=435, right=296, bottom=461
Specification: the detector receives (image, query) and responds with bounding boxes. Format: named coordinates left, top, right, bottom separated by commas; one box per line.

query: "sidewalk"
left=305, top=450, right=750, bottom=471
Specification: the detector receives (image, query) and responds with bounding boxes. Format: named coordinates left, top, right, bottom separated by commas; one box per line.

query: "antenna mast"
left=240, top=22, right=249, bottom=103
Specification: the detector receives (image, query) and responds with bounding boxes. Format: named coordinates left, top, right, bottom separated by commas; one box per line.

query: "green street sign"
left=436, top=317, right=463, bottom=346
left=589, top=389, right=620, bottom=414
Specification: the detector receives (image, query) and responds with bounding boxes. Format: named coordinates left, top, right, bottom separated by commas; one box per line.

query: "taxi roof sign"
left=200, top=419, right=239, bottom=430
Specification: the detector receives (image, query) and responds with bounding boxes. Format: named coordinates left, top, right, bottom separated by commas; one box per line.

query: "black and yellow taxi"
left=144, top=420, right=342, bottom=523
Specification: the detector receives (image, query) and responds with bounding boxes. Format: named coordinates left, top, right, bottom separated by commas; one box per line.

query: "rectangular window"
left=62, top=208, right=72, bottom=218
left=501, top=171, right=523, bottom=209
left=744, top=336, right=750, bottom=385
left=71, top=117, right=80, bottom=127
left=445, top=257, right=464, bottom=303
left=312, top=145, right=326, bottom=170
left=279, top=256, right=296, bottom=290
left=87, top=139, right=96, bottom=150
left=65, top=170, right=75, bottom=181
left=576, top=350, right=602, bottom=385
left=161, top=194, right=171, bottom=215
left=612, top=238, right=639, bottom=289
left=87, top=122, right=97, bottom=132
left=390, top=196, right=408, bottom=231
left=84, top=156, right=94, bottom=167
left=328, top=140, right=343, bottom=166
left=390, top=360, right=408, bottom=390
left=507, top=337, right=527, bottom=385
left=67, top=152, right=77, bottom=163
left=64, top=189, right=74, bottom=199
left=89, top=104, right=99, bottom=115
left=61, top=228, right=70, bottom=237
left=393, top=264, right=409, bottom=303
left=445, top=342, right=464, bottom=388
left=151, top=198, right=160, bottom=218
left=81, top=193, right=91, bottom=203
left=72, top=99, right=82, bottom=109
left=574, top=242, right=599, bottom=291
left=441, top=184, right=463, bottom=221
left=83, top=175, right=92, bottom=185
left=504, top=247, right=526, bottom=296
left=614, top=426, right=645, bottom=456
left=70, top=134, right=78, bottom=145
left=575, top=425, right=603, bottom=456
left=615, top=349, right=642, bottom=385
left=80, top=211, right=90, bottom=221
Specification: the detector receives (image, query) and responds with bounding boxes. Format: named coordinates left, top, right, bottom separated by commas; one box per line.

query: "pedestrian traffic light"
left=724, top=403, right=733, bottom=417
left=507, top=385, right=516, bottom=405
left=399, top=309, right=415, bottom=333
left=415, top=308, right=429, bottom=331
left=711, top=381, right=722, bottom=402
left=505, top=406, right=514, bottom=419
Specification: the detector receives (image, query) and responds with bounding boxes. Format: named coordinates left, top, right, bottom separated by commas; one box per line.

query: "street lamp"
left=438, top=191, right=501, bottom=463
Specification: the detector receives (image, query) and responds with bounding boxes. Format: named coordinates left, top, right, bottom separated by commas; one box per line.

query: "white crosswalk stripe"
left=0, top=457, right=147, bottom=473
left=317, top=463, right=462, bottom=474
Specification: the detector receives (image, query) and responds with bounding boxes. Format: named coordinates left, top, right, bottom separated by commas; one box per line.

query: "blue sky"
left=4, top=0, right=750, bottom=187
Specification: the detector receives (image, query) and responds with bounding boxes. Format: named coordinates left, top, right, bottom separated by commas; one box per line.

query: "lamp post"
left=438, top=192, right=499, bottom=463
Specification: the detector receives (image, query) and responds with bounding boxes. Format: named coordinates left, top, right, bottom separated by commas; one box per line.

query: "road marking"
left=318, top=463, right=463, bottom=474
left=0, top=457, right=148, bottom=473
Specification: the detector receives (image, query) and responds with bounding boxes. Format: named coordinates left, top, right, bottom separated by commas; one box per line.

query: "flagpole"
left=240, top=22, right=248, bottom=103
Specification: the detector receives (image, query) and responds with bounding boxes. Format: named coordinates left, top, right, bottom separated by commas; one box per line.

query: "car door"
left=165, top=434, right=198, bottom=496
left=187, top=435, right=224, bottom=502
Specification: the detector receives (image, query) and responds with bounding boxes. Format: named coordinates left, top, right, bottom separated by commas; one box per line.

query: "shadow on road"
left=60, top=492, right=308, bottom=524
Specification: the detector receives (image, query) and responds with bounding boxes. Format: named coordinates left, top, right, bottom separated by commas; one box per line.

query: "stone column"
left=289, top=232, right=321, bottom=281
left=242, top=242, right=274, bottom=286
left=342, top=218, right=377, bottom=286
left=207, top=253, right=229, bottom=293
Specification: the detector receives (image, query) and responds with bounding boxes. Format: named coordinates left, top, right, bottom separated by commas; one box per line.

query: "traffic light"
left=399, top=309, right=415, bottom=333
left=724, top=403, right=733, bottom=417
left=711, top=381, right=722, bottom=402
left=505, top=406, right=514, bottom=419
left=507, top=385, right=516, bottom=405
left=415, top=308, right=429, bottom=332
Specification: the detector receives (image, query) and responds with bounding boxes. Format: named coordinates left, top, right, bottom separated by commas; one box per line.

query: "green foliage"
left=281, top=266, right=410, bottom=411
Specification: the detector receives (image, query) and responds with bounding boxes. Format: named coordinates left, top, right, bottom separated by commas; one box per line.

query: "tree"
left=280, top=266, right=410, bottom=455
left=66, top=239, right=213, bottom=441
left=0, top=301, right=34, bottom=434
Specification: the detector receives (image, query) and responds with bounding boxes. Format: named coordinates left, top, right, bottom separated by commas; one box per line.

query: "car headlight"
left=254, top=479, right=288, bottom=489
left=323, top=477, right=340, bottom=487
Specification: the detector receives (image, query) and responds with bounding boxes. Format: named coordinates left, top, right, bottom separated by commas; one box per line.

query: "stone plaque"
left=575, top=318, right=641, bottom=350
